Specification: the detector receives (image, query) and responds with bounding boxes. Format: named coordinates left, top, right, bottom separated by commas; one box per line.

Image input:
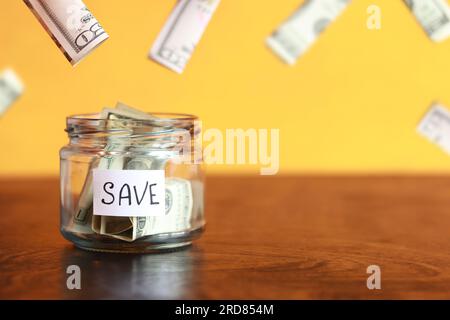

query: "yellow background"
left=1, top=0, right=450, bottom=176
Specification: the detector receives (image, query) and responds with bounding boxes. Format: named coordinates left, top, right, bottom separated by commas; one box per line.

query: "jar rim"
left=65, top=112, right=200, bottom=139
left=67, top=112, right=198, bottom=123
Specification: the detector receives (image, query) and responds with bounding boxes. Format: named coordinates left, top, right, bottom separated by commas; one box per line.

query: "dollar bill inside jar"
left=24, top=0, right=109, bottom=65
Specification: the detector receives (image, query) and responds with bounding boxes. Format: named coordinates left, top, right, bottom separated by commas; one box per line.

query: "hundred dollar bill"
left=149, top=0, right=221, bottom=73
left=24, top=0, right=109, bottom=65
left=101, top=178, right=194, bottom=242
left=404, top=0, right=450, bottom=42
left=417, top=102, right=450, bottom=154
left=91, top=107, right=160, bottom=233
left=72, top=105, right=157, bottom=233
left=266, top=0, right=351, bottom=65
left=97, top=143, right=167, bottom=241
left=99, top=137, right=194, bottom=242
left=94, top=147, right=155, bottom=239
left=115, top=102, right=159, bottom=122
left=0, top=69, right=24, bottom=116
left=153, top=178, right=193, bottom=234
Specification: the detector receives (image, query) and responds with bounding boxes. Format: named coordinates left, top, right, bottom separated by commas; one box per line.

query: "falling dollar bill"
left=149, top=0, right=221, bottom=73
left=266, top=0, right=351, bottom=65
left=417, top=103, right=450, bottom=154
left=0, top=69, right=24, bottom=116
left=404, top=0, right=450, bottom=42
left=24, top=0, right=109, bottom=65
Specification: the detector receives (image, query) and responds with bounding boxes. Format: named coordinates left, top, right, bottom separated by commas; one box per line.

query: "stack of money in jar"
left=149, top=0, right=221, bottom=74
left=404, top=0, right=450, bottom=42
left=23, top=0, right=109, bottom=65
left=69, top=103, right=195, bottom=242
left=0, top=69, right=24, bottom=117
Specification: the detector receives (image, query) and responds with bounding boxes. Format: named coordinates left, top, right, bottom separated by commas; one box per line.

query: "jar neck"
left=66, top=113, right=201, bottom=154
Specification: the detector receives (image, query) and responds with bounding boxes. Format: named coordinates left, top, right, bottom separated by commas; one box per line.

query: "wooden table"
left=1, top=176, right=450, bottom=299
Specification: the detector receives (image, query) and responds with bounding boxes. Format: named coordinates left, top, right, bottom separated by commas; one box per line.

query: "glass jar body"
left=60, top=114, right=204, bottom=253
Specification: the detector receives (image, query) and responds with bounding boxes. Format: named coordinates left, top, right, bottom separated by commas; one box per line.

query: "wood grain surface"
left=1, top=176, right=450, bottom=299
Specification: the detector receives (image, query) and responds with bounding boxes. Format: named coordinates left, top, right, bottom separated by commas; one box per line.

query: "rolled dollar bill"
left=404, top=0, right=450, bottom=42
left=266, top=0, right=351, bottom=65
left=417, top=102, right=450, bottom=154
left=149, top=0, right=221, bottom=74
left=100, top=216, right=150, bottom=242
left=0, top=69, right=24, bottom=116
left=24, top=0, right=109, bottom=65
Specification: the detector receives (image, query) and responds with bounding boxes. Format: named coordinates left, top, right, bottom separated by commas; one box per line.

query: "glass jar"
left=60, top=112, right=204, bottom=253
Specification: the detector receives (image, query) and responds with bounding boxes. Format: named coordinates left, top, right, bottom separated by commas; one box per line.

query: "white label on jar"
left=93, top=169, right=166, bottom=217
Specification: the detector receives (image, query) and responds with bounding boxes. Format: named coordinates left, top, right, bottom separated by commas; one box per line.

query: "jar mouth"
left=66, top=112, right=200, bottom=139
left=67, top=112, right=198, bottom=123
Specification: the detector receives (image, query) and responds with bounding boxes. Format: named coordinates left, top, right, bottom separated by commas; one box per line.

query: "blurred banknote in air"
left=417, top=103, right=450, bottom=154
left=404, top=0, right=450, bottom=42
left=149, top=0, right=221, bottom=74
left=0, top=69, right=24, bottom=117
left=266, top=0, right=351, bottom=65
